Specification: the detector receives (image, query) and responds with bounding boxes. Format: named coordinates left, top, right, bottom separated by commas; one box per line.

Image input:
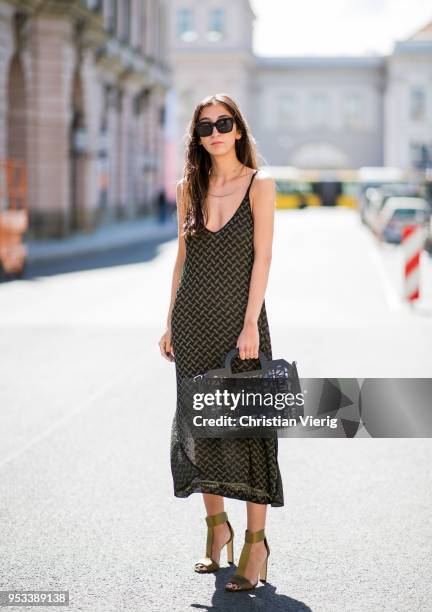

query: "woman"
left=158, top=93, right=284, bottom=592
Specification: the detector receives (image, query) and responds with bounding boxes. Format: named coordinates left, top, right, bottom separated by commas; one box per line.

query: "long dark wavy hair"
left=181, top=93, right=260, bottom=239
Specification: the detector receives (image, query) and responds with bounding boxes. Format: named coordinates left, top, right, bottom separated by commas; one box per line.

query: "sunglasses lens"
left=217, top=117, right=234, bottom=133
left=196, top=122, right=212, bottom=137
left=196, top=117, right=234, bottom=137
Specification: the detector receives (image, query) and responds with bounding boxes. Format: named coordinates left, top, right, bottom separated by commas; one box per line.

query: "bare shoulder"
left=254, top=168, right=275, bottom=187
left=250, top=169, right=276, bottom=212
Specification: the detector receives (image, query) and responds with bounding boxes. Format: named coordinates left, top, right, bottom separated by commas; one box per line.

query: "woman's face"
left=196, top=103, right=242, bottom=156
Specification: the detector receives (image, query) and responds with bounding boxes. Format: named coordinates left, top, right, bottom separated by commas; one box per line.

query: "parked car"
left=424, top=214, right=432, bottom=255
left=363, top=184, right=424, bottom=233
left=358, top=166, right=416, bottom=224
left=377, top=197, right=431, bottom=244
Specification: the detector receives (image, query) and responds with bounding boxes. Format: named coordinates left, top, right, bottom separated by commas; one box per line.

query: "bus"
left=265, top=166, right=360, bottom=209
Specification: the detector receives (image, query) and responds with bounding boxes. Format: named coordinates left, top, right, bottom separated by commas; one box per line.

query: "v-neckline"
left=204, top=195, right=247, bottom=235
left=204, top=172, right=255, bottom=235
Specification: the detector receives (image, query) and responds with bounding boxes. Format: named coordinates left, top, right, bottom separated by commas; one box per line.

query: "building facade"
left=0, top=0, right=171, bottom=238
left=168, top=0, right=432, bottom=185
left=384, top=22, right=432, bottom=171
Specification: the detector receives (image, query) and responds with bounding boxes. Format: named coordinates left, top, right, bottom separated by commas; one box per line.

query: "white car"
left=377, top=197, right=431, bottom=244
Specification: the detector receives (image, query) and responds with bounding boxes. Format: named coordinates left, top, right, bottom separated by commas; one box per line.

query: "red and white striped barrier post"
left=402, top=224, right=426, bottom=303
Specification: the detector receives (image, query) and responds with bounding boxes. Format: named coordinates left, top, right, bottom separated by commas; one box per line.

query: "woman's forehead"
left=198, top=106, right=232, bottom=121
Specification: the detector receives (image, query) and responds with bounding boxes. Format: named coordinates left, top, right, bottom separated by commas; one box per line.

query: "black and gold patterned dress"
left=170, top=169, right=284, bottom=507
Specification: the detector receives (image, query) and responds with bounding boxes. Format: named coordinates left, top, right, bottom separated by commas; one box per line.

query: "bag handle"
left=223, top=347, right=269, bottom=372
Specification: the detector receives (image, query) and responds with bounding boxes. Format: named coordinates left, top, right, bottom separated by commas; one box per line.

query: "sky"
left=250, top=0, right=432, bottom=56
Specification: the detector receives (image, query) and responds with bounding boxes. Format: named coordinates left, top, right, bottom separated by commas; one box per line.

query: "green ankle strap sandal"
left=225, top=528, right=270, bottom=591
left=194, top=510, right=234, bottom=573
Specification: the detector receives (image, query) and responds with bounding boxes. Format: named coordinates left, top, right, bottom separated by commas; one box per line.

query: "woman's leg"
left=246, top=499, right=267, bottom=532
left=203, top=492, right=225, bottom=516
left=197, top=493, right=231, bottom=567
left=225, top=501, right=269, bottom=589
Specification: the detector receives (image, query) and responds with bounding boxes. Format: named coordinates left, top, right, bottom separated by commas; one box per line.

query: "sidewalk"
left=26, top=214, right=178, bottom=264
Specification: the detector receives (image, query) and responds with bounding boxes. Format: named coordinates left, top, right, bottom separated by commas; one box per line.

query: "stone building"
left=0, top=0, right=171, bottom=238
left=384, top=21, right=432, bottom=171
left=168, top=0, right=432, bottom=182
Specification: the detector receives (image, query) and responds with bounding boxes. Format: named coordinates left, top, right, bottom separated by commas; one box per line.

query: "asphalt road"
left=0, top=208, right=431, bottom=611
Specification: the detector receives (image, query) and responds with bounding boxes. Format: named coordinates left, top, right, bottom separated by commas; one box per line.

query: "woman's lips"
left=211, top=141, right=223, bottom=145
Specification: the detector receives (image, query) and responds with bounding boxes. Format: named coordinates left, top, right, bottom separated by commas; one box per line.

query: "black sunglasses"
left=195, top=116, right=235, bottom=137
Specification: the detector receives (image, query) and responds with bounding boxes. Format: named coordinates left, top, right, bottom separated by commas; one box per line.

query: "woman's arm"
left=159, top=180, right=186, bottom=361
left=166, top=180, right=187, bottom=329
left=237, top=171, right=275, bottom=360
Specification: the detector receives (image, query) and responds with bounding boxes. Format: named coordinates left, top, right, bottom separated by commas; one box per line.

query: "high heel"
left=259, top=554, right=268, bottom=582
left=194, top=510, right=234, bottom=573
left=225, top=528, right=270, bottom=591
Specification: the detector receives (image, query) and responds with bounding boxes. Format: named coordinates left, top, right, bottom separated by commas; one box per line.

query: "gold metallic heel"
left=226, top=533, right=234, bottom=564
left=194, top=510, right=234, bottom=573
left=259, top=555, right=268, bottom=582
left=225, top=528, right=270, bottom=591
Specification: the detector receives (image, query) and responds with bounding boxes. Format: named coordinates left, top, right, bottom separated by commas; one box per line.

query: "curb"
left=26, top=216, right=178, bottom=265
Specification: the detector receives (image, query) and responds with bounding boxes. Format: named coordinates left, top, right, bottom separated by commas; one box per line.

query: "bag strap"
left=223, top=347, right=269, bottom=372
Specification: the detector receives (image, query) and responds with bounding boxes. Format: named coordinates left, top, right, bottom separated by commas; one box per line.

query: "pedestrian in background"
left=157, top=188, right=167, bottom=223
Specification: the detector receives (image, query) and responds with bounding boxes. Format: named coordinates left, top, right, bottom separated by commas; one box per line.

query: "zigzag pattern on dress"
left=170, top=169, right=284, bottom=507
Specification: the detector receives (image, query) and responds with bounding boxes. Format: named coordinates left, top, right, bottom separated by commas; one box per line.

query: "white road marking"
left=366, top=235, right=405, bottom=311
left=0, top=360, right=141, bottom=472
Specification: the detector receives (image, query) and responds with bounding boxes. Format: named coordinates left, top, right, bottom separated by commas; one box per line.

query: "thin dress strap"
left=246, top=170, right=258, bottom=195
left=245, top=169, right=258, bottom=199
left=244, top=170, right=258, bottom=206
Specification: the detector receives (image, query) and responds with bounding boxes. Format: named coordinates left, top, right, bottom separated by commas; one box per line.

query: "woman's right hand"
left=159, top=327, right=175, bottom=362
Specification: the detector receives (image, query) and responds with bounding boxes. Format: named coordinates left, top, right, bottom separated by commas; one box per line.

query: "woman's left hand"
left=236, top=321, right=259, bottom=360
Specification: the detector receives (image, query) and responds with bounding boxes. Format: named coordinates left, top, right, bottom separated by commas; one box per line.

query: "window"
left=177, top=8, right=196, bottom=42
left=343, top=93, right=362, bottom=129
left=278, top=95, right=296, bottom=127
left=133, top=90, right=150, bottom=116
left=309, top=93, right=329, bottom=127
left=121, top=0, right=131, bottom=43
left=207, top=8, right=225, bottom=41
left=85, top=0, right=102, bottom=11
left=410, top=86, right=426, bottom=121
left=410, top=142, right=432, bottom=170
left=106, top=0, right=117, bottom=35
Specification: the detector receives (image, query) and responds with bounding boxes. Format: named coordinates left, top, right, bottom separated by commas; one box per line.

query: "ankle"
left=213, top=522, right=230, bottom=538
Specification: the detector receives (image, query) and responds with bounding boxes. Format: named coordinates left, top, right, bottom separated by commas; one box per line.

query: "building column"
left=0, top=4, right=15, bottom=167
left=74, top=49, right=104, bottom=231
left=105, top=86, right=121, bottom=221
left=118, top=90, right=134, bottom=218
left=26, top=14, right=75, bottom=238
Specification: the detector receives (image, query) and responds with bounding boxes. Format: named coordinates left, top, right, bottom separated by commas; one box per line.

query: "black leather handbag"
left=199, top=347, right=300, bottom=385
left=191, top=348, right=302, bottom=436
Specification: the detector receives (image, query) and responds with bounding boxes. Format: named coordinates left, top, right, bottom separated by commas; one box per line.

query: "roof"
left=409, top=20, right=432, bottom=41
left=383, top=196, right=430, bottom=211
left=255, top=55, right=385, bottom=68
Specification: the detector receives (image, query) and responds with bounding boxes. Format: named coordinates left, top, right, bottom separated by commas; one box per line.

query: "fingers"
left=159, top=334, right=175, bottom=362
left=237, top=345, right=259, bottom=360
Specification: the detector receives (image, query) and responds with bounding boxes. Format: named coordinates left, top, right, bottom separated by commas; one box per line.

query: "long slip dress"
left=170, top=169, right=284, bottom=507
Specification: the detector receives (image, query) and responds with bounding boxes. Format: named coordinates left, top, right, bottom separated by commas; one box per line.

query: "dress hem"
left=173, top=481, right=284, bottom=508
